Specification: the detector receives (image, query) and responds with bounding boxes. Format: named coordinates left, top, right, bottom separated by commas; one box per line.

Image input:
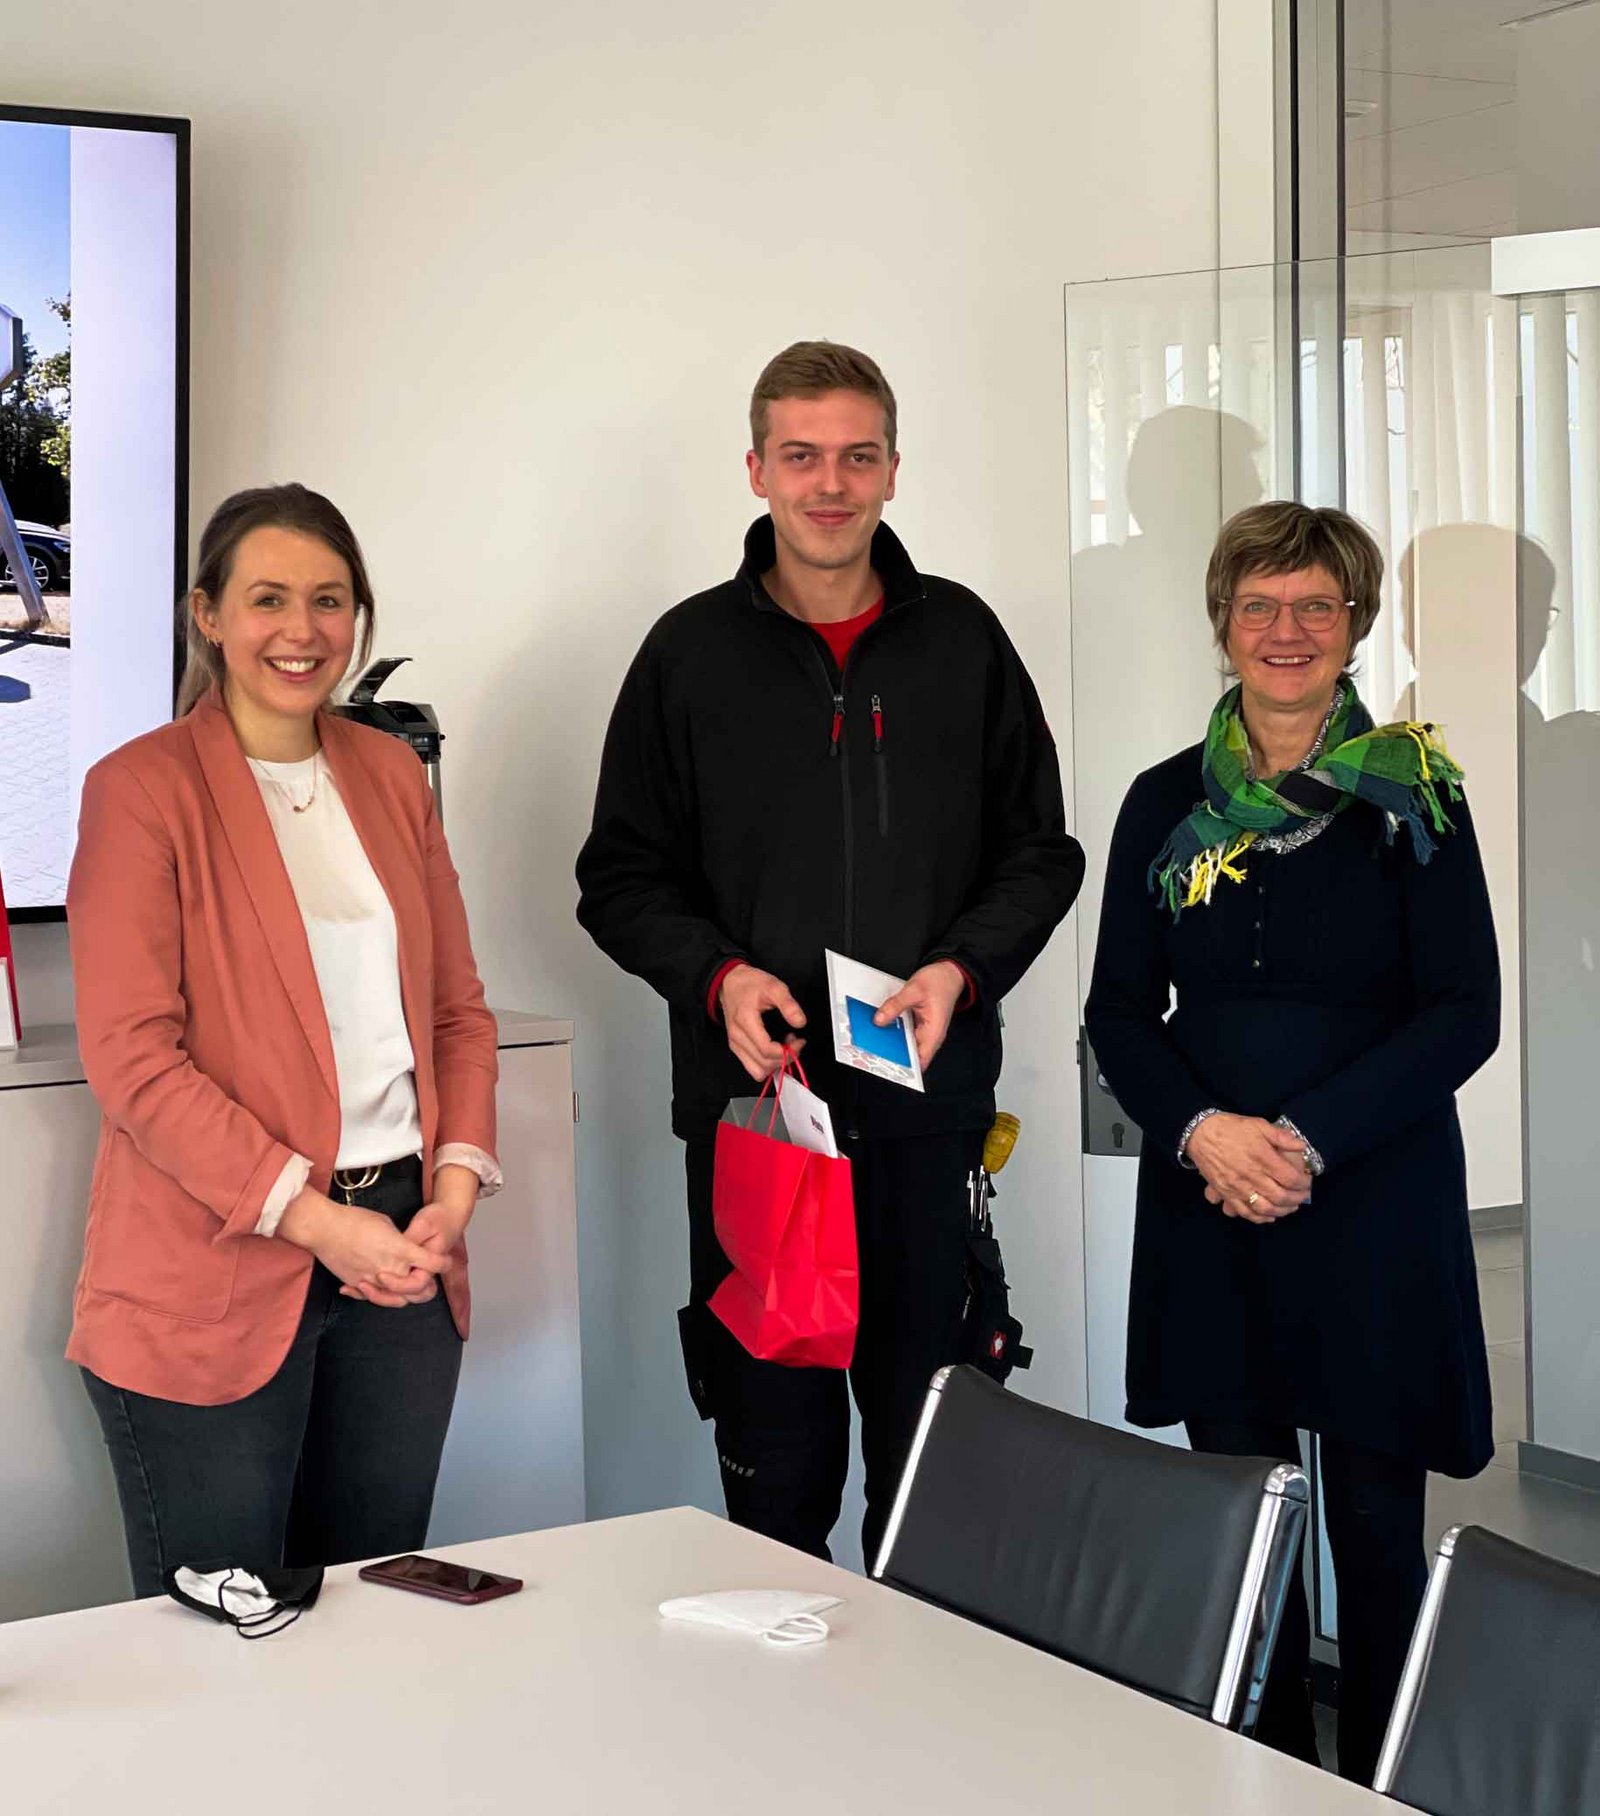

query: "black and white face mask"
left=163, top=1562, right=324, bottom=1639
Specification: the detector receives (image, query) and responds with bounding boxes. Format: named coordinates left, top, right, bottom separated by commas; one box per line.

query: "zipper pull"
left=871, top=694, right=884, bottom=753
left=829, top=692, right=844, bottom=757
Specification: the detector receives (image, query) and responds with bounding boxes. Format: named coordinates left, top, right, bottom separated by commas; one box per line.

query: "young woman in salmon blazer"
left=67, top=484, right=500, bottom=1596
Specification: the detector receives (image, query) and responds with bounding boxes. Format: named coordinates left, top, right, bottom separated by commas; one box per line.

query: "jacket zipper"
left=871, top=694, right=888, bottom=836
left=812, top=654, right=855, bottom=958
left=807, top=620, right=891, bottom=1143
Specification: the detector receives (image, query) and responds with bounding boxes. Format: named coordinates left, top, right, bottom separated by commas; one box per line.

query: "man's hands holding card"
left=719, top=954, right=965, bottom=1087
left=872, top=960, right=966, bottom=1071
left=719, top=964, right=806, bottom=1082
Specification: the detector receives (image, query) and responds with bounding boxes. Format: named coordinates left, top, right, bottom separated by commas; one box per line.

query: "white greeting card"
left=824, top=949, right=924, bottom=1094
left=777, top=1070, right=840, bottom=1158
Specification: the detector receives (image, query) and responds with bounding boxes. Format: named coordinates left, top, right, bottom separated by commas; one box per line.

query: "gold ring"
left=1247, top=1191, right=1261, bottom=1207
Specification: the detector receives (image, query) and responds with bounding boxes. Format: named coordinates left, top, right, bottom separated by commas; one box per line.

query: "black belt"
left=331, top=1154, right=421, bottom=1203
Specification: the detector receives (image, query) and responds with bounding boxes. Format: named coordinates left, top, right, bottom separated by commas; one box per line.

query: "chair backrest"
left=1374, top=1523, right=1600, bottom=1814
left=871, top=1365, right=1308, bottom=1729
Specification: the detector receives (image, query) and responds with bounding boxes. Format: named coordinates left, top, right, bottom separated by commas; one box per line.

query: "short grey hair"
left=1205, top=501, right=1383, bottom=653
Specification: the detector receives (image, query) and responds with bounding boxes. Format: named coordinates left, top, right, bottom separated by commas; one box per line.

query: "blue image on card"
left=845, top=995, right=912, bottom=1068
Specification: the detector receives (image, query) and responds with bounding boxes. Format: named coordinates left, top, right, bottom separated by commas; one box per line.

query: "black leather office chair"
left=871, top=1364, right=1308, bottom=1732
left=1372, top=1523, right=1600, bottom=1814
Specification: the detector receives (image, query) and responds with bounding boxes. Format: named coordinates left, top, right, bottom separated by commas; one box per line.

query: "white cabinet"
left=0, top=1012, right=582, bottom=1623
left=429, top=1030, right=584, bottom=1548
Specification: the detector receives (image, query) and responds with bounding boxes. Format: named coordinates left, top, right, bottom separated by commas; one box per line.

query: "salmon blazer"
left=66, top=690, right=499, bottom=1405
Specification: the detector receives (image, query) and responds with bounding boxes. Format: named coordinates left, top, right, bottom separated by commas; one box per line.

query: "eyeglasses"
left=1228, top=595, right=1353, bottom=632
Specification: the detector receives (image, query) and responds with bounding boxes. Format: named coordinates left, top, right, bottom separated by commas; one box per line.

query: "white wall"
left=8, top=0, right=1223, bottom=1532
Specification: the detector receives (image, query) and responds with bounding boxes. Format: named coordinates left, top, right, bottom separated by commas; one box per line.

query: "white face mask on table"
left=658, top=1589, right=843, bottom=1646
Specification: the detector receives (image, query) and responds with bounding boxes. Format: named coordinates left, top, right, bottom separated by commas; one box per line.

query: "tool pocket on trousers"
left=678, top=1302, right=718, bottom=1422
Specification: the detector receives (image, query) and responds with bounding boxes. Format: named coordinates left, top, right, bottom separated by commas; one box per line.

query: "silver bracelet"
left=1176, top=1107, right=1223, bottom=1169
left=1275, top=1114, right=1325, bottom=1177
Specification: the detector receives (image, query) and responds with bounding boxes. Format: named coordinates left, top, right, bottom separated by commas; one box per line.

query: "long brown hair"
left=177, top=484, right=376, bottom=715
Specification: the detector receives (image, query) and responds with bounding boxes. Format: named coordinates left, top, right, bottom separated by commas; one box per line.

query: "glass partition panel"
left=1520, top=277, right=1600, bottom=1468
left=1067, top=242, right=1525, bottom=1645
left=1064, top=263, right=1289, bottom=964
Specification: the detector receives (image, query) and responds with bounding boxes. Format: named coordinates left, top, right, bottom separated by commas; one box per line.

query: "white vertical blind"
left=1487, top=299, right=1519, bottom=532
left=1570, top=293, right=1600, bottom=713
left=1066, top=299, right=1094, bottom=564
left=1102, top=332, right=1130, bottom=546
left=1138, top=306, right=1167, bottom=421
left=1527, top=294, right=1577, bottom=717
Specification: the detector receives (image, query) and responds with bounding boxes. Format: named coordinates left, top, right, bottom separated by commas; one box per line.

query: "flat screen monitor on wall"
left=0, top=103, right=189, bottom=921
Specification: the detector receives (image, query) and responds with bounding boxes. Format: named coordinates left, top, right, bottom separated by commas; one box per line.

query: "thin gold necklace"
left=286, top=760, right=319, bottom=814
left=261, top=753, right=321, bottom=815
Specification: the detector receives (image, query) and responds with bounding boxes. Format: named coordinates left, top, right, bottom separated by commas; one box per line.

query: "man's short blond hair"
left=750, top=341, right=898, bottom=458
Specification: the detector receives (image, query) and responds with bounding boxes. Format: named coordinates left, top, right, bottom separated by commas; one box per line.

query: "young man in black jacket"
left=576, top=341, right=1083, bottom=1563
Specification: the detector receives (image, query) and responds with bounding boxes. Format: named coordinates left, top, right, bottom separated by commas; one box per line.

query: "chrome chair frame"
left=1370, top=1523, right=1464, bottom=1797
left=872, top=1365, right=1310, bottom=1734
left=1211, top=1456, right=1310, bottom=1730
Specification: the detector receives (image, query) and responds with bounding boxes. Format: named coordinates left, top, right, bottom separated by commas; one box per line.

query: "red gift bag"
left=708, top=1056, right=858, bottom=1369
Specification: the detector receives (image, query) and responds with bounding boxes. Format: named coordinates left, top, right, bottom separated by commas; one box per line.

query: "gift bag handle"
left=752, top=1047, right=810, bottom=1135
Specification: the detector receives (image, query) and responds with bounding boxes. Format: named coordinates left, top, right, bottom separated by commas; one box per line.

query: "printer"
left=333, top=657, right=444, bottom=818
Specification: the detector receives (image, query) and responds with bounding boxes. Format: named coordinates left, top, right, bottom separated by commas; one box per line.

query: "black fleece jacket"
left=576, top=517, right=1084, bottom=1140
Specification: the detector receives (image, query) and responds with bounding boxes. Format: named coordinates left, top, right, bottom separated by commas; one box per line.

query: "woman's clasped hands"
left=279, top=1189, right=452, bottom=1307
left=1185, top=1113, right=1312, bottom=1224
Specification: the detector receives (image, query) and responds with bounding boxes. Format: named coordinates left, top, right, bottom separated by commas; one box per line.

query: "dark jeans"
left=1185, top=1416, right=1428, bottom=1786
left=83, top=1157, right=463, bottom=1599
left=683, top=1128, right=981, bottom=1568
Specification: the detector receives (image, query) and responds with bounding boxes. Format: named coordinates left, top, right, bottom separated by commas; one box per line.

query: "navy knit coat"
left=1085, top=742, right=1498, bottom=1476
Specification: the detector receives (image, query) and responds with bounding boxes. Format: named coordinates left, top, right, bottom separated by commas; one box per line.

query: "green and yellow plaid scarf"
left=1150, top=683, right=1465, bottom=916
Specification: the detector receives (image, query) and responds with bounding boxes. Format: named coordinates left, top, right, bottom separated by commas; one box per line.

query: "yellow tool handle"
left=982, top=1111, right=1020, bottom=1176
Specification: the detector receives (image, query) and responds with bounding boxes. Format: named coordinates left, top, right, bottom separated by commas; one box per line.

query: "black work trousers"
left=1185, top=1416, right=1428, bottom=1786
left=683, top=1128, right=981, bottom=1567
left=84, top=1158, right=463, bottom=1599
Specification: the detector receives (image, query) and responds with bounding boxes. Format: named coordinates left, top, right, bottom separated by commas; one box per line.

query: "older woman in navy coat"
left=1085, top=501, right=1497, bottom=1785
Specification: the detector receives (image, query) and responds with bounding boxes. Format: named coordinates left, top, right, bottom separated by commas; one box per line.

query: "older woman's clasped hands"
left=1185, top=1114, right=1311, bottom=1222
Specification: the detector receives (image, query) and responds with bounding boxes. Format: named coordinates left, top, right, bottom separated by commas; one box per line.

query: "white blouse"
left=246, top=752, right=499, bottom=1237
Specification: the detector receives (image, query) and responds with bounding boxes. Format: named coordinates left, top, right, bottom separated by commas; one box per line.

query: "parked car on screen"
left=1, top=522, right=71, bottom=594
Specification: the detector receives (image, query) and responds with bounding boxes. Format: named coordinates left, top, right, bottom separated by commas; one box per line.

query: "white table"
left=5, top=1507, right=1387, bottom=1814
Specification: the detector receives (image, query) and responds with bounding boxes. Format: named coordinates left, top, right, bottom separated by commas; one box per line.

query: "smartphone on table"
left=358, top=1554, right=523, bottom=1605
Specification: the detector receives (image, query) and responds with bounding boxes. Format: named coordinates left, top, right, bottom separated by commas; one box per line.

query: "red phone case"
left=357, top=1555, right=523, bottom=1604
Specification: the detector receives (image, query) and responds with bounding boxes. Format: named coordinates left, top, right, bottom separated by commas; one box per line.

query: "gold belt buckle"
left=333, top=1163, right=383, bottom=1204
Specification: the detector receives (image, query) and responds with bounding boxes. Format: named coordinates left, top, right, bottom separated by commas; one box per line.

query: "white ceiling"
left=1342, top=0, right=1599, bottom=245
left=1345, top=0, right=1574, bottom=83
